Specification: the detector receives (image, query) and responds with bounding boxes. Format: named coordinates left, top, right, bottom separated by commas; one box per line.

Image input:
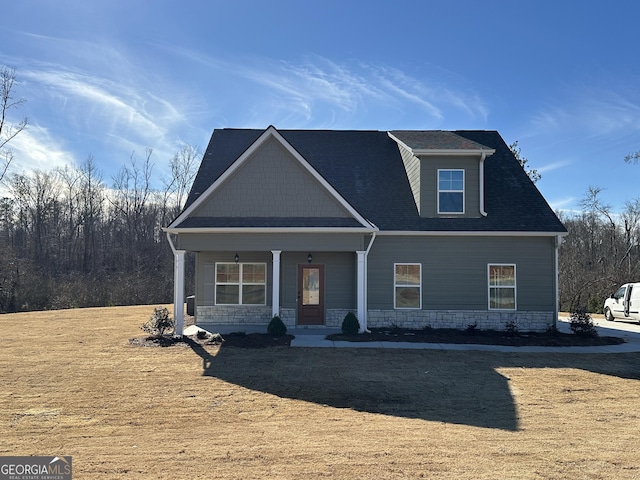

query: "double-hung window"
left=215, top=262, right=266, bottom=305
left=394, top=263, right=421, bottom=309
left=438, top=169, right=464, bottom=214
left=488, top=264, right=516, bottom=310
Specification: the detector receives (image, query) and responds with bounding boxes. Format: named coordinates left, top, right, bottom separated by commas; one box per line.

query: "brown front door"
left=297, top=264, right=324, bottom=325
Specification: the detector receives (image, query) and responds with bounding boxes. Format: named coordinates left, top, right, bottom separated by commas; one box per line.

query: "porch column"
left=356, top=250, right=366, bottom=332
left=174, top=250, right=186, bottom=336
left=271, top=250, right=281, bottom=318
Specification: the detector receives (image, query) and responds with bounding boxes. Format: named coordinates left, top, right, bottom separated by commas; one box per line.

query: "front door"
left=297, top=264, right=324, bottom=325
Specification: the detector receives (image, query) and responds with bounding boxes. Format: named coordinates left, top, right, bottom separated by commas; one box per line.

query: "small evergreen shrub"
left=569, top=309, right=598, bottom=337
left=341, top=312, right=360, bottom=335
left=141, top=306, right=174, bottom=337
left=504, top=320, right=519, bottom=336
left=466, top=322, right=478, bottom=334
left=267, top=315, right=287, bottom=337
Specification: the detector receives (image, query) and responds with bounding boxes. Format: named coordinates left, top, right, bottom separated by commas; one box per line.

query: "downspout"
left=479, top=152, right=487, bottom=217
left=362, top=231, right=377, bottom=333
left=166, top=231, right=177, bottom=255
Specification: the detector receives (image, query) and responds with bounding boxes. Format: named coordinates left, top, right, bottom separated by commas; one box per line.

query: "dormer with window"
left=388, top=131, right=495, bottom=218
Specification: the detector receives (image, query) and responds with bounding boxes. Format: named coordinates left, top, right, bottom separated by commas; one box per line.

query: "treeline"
left=558, top=187, right=640, bottom=313
left=0, top=147, right=198, bottom=313
left=1, top=154, right=638, bottom=314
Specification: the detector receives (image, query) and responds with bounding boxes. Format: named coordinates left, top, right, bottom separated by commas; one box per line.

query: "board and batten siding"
left=191, top=136, right=351, bottom=219
left=367, top=235, right=556, bottom=311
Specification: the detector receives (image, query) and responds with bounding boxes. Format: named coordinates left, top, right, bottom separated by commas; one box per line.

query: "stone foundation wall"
left=197, top=306, right=554, bottom=332
left=366, top=310, right=554, bottom=332
left=196, top=305, right=272, bottom=326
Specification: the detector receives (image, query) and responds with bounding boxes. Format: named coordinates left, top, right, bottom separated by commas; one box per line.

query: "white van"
left=603, top=283, right=640, bottom=323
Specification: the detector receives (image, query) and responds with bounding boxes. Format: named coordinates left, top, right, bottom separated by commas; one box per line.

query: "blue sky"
left=1, top=0, right=639, bottom=213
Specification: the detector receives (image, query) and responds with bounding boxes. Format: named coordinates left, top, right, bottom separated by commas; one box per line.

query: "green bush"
left=341, top=312, right=360, bottom=335
left=504, top=320, right=519, bottom=336
left=569, top=309, right=598, bottom=337
left=587, top=295, right=603, bottom=314
left=141, top=306, right=174, bottom=337
left=267, top=315, right=287, bottom=337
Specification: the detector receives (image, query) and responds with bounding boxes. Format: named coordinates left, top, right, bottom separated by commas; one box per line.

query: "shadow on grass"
left=186, top=339, right=518, bottom=430
left=186, top=338, right=640, bottom=432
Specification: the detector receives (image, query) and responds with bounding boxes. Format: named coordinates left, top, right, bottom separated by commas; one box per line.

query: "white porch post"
left=174, top=250, right=186, bottom=336
left=356, top=250, right=367, bottom=332
left=271, top=250, right=281, bottom=318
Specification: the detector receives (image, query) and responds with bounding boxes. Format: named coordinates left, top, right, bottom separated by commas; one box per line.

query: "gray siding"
left=195, top=251, right=273, bottom=308
left=397, top=143, right=421, bottom=213
left=178, top=232, right=366, bottom=252
left=367, top=235, right=556, bottom=311
left=280, top=251, right=356, bottom=310
left=192, top=136, right=351, bottom=218
left=419, top=155, right=481, bottom=218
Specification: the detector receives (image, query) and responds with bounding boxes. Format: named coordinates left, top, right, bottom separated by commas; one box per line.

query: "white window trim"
left=488, top=263, right=517, bottom=311
left=215, top=262, right=267, bottom=306
left=437, top=168, right=465, bottom=215
left=394, top=263, right=422, bottom=310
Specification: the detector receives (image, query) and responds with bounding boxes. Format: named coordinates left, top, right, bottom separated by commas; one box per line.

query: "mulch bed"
left=128, top=332, right=294, bottom=348
left=327, top=327, right=626, bottom=347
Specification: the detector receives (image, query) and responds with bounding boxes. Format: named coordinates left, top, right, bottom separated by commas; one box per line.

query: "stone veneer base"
left=196, top=306, right=554, bottom=332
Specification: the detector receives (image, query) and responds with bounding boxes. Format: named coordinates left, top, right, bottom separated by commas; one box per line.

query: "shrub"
left=196, top=329, right=209, bottom=340
left=141, top=306, right=174, bottom=337
left=587, top=295, right=603, bottom=314
left=341, top=312, right=360, bottom=335
left=504, top=320, right=519, bottom=336
left=466, top=322, right=478, bottom=334
left=267, top=315, right=287, bottom=337
left=569, top=309, right=598, bottom=337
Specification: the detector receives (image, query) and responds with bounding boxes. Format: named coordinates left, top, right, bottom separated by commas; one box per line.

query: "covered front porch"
left=168, top=232, right=374, bottom=336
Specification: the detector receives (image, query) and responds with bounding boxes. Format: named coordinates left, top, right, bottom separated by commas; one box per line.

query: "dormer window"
left=438, top=169, right=464, bottom=214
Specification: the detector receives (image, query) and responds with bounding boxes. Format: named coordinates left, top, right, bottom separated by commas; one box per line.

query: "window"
left=488, top=264, right=516, bottom=310
left=215, top=262, right=266, bottom=305
left=438, top=169, right=464, bottom=214
left=613, top=286, right=626, bottom=301
left=394, top=263, right=421, bottom=309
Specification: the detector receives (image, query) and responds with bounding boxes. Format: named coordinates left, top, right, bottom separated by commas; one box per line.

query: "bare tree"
left=162, top=143, right=200, bottom=223
left=624, top=152, right=640, bottom=164
left=0, top=66, right=28, bottom=183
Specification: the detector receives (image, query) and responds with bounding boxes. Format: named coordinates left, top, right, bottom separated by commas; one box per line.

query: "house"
left=164, top=126, right=567, bottom=335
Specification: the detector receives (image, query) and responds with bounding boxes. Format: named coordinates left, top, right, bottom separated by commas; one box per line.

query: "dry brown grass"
left=1, top=305, right=639, bottom=479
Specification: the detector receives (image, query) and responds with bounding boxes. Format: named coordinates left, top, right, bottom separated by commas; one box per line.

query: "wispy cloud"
left=5, top=124, right=74, bottom=173
left=537, top=159, right=572, bottom=174
left=163, top=46, right=489, bottom=128
left=528, top=81, right=640, bottom=138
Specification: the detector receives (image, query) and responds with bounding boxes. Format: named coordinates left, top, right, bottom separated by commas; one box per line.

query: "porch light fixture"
left=234, top=253, right=239, bottom=264
left=307, top=253, right=313, bottom=264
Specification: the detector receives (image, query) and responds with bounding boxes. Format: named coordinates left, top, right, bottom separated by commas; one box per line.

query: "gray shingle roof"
left=389, top=130, right=494, bottom=152
left=178, top=128, right=566, bottom=233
